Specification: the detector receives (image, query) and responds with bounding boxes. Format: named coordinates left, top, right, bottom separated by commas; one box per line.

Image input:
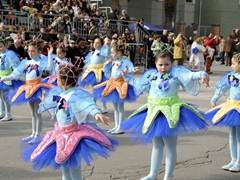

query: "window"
left=186, top=0, right=195, bottom=4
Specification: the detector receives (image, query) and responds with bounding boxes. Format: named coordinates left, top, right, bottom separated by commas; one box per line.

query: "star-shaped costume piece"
left=93, top=77, right=128, bottom=99
left=11, top=78, right=55, bottom=102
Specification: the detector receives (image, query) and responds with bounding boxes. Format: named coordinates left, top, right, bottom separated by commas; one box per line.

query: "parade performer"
left=78, top=37, right=111, bottom=113
left=93, top=38, right=137, bottom=134
left=21, top=65, right=118, bottom=180
left=0, top=37, right=22, bottom=121
left=43, top=43, right=72, bottom=85
left=0, top=41, right=54, bottom=144
left=121, top=50, right=210, bottom=180
left=206, top=53, right=240, bottom=172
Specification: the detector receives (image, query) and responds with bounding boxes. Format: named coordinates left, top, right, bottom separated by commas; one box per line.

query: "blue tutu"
left=78, top=72, right=107, bottom=87
left=92, top=84, right=137, bottom=103
left=0, top=80, right=24, bottom=90
left=121, top=107, right=207, bottom=145
left=5, top=87, right=53, bottom=105
left=205, top=108, right=240, bottom=127
left=20, top=124, right=118, bottom=172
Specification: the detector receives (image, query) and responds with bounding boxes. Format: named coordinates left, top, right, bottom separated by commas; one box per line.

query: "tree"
left=164, top=0, right=177, bottom=29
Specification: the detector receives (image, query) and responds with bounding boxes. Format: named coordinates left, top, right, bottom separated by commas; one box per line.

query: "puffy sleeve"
left=6, top=50, right=20, bottom=69
left=40, top=55, right=49, bottom=70
left=1, top=58, right=27, bottom=81
left=124, top=69, right=157, bottom=96
left=38, top=87, right=63, bottom=119
left=103, top=62, right=112, bottom=79
left=211, top=72, right=231, bottom=104
left=83, top=52, right=92, bottom=67
left=68, top=88, right=101, bottom=124
left=100, top=46, right=111, bottom=59
left=123, top=59, right=134, bottom=77
left=173, top=66, right=208, bottom=96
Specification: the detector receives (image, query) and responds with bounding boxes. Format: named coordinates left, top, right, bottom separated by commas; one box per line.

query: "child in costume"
left=21, top=65, right=118, bottom=180
left=43, top=43, right=72, bottom=85
left=78, top=37, right=110, bottom=113
left=0, top=38, right=22, bottom=121
left=121, top=50, right=210, bottom=180
left=93, top=38, right=137, bottom=134
left=188, top=37, right=206, bottom=72
left=205, top=53, right=240, bottom=172
left=0, top=42, right=54, bottom=144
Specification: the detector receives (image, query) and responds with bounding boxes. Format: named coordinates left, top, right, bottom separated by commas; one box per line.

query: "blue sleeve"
left=103, top=62, right=112, bottom=79
left=100, top=46, right=111, bottom=59
left=124, top=59, right=134, bottom=77
left=68, top=88, right=101, bottom=124
left=124, top=69, right=157, bottom=96
left=46, top=52, right=54, bottom=71
left=2, top=58, right=27, bottom=81
left=211, top=72, right=231, bottom=104
left=173, top=66, right=208, bottom=96
left=40, top=56, right=49, bottom=70
left=7, top=50, right=20, bottom=69
left=83, top=52, right=91, bottom=67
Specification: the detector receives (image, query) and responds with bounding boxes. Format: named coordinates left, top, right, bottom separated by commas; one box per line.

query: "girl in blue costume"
left=93, top=38, right=137, bottom=134
left=21, top=65, right=118, bottom=180
left=205, top=53, right=240, bottom=172
left=0, top=37, right=23, bottom=121
left=121, top=51, right=210, bottom=180
left=78, top=37, right=110, bottom=113
left=43, top=43, right=72, bottom=85
left=0, top=41, right=55, bottom=144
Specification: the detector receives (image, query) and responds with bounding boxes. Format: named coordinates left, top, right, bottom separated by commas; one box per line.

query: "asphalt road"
left=0, top=61, right=239, bottom=180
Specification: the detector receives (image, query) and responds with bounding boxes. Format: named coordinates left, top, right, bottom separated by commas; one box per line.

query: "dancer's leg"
left=108, top=103, right=119, bottom=133
left=62, top=167, right=72, bottom=180
left=70, top=166, right=82, bottom=180
left=163, top=136, right=178, bottom=179
left=1, top=90, right=12, bottom=121
left=229, top=126, right=240, bottom=172
left=222, top=126, right=237, bottom=170
left=22, top=102, right=36, bottom=142
left=0, top=90, right=6, bottom=118
left=141, top=137, right=164, bottom=180
left=112, top=103, right=124, bottom=134
left=28, top=102, right=42, bottom=144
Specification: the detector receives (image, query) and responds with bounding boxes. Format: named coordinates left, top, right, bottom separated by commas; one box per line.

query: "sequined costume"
left=206, top=72, right=240, bottom=126
left=93, top=57, right=137, bottom=103
left=121, top=66, right=208, bottom=144
left=21, top=87, right=118, bottom=171
left=2, top=56, right=54, bottom=105
left=0, top=50, right=23, bottom=90
left=78, top=46, right=110, bottom=87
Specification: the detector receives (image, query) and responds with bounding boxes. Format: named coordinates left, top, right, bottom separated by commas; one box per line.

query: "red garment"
left=204, top=37, right=219, bottom=48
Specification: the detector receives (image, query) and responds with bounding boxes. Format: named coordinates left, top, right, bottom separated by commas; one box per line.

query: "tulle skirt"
left=5, top=87, right=53, bottom=105
left=121, top=107, right=207, bottom=145
left=92, top=84, right=137, bottom=104
left=20, top=123, right=118, bottom=172
left=78, top=72, right=107, bottom=87
left=205, top=108, right=240, bottom=127
left=0, top=80, right=24, bottom=90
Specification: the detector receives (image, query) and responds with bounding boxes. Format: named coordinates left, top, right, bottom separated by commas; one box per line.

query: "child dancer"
left=0, top=42, right=54, bottom=144
left=121, top=51, right=210, bottom=180
left=206, top=53, right=240, bottom=172
left=0, top=38, right=22, bottom=121
left=93, top=38, right=137, bottom=134
left=78, top=37, right=110, bottom=113
left=21, top=65, right=118, bottom=180
left=43, top=43, right=72, bottom=85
